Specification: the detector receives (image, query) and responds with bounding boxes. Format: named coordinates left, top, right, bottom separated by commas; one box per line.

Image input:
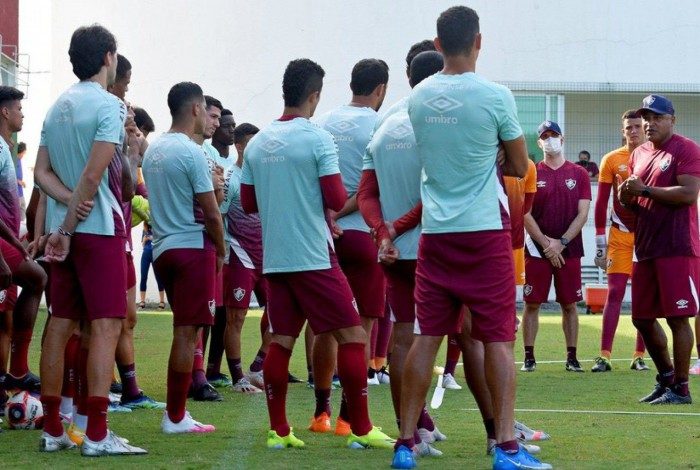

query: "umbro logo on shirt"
left=424, top=95, right=463, bottom=114
left=565, top=178, right=576, bottom=190
left=260, top=138, right=287, bottom=154
left=387, top=123, right=413, bottom=140
left=659, top=158, right=671, bottom=171
left=536, top=181, right=546, bottom=188
left=327, top=120, right=360, bottom=134
left=618, top=164, right=627, bottom=173
left=676, top=299, right=689, bottom=309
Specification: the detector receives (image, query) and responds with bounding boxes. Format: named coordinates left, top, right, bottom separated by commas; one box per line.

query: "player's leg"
left=309, top=331, right=336, bottom=432
left=205, top=268, right=227, bottom=386
left=247, top=282, right=271, bottom=387
left=0, top=309, right=11, bottom=405
left=373, top=305, right=392, bottom=383
left=691, top=315, right=700, bottom=375
left=553, top=257, right=583, bottom=372
left=304, top=323, right=314, bottom=385
left=595, top=273, right=628, bottom=371
left=443, top=334, right=462, bottom=389
left=522, top=257, right=552, bottom=371
left=138, top=247, right=150, bottom=308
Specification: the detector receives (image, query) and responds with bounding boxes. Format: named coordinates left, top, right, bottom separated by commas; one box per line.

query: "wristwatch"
left=559, top=237, right=570, bottom=247
left=641, top=186, right=651, bottom=198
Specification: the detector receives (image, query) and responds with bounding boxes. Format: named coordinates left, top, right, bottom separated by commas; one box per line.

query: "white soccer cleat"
left=161, top=411, right=216, bottom=434
left=232, top=377, right=263, bottom=394
left=487, top=438, right=540, bottom=456
left=80, top=430, right=147, bottom=456
left=416, top=441, right=443, bottom=457
left=514, top=420, right=551, bottom=441
left=690, top=359, right=700, bottom=376
left=432, top=426, right=447, bottom=441
left=376, top=367, right=391, bottom=384
left=367, top=375, right=380, bottom=386
left=247, top=370, right=265, bottom=389
left=442, top=373, right=462, bottom=390
left=417, top=427, right=435, bottom=444
left=40, top=432, right=77, bottom=452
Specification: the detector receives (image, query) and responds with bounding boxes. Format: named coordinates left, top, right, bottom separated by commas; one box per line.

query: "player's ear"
left=474, top=33, right=482, bottom=51
left=434, top=37, right=442, bottom=53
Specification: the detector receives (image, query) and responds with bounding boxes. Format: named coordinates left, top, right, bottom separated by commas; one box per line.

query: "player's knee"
left=666, top=316, right=690, bottom=332
left=632, top=317, right=653, bottom=332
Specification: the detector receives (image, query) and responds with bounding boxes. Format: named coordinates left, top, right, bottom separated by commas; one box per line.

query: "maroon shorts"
left=632, top=256, right=700, bottom=320
left=126, top=252, right=136, bottom=290
left=524, top=256, right=582, bottom=305
left=0, top=239, right=24, bottom=312
left=414, top=231, right=516, bottom=343
left=223, top=249, right=267, bottom=309
left=383, top=260, right=417, bottom=324
left=50, top=234, right=127, bottom=322
left=334, top=230, right=386, bottom=318
left=265, top=252, right=360, bottom=337
left=215, top=269, right=224, bottom=307
left=154, top=247, right=216, bottom=327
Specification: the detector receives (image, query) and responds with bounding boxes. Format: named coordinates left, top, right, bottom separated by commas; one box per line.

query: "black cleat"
left=110, top=381, right=123, bottom=395
left=520, top=359, right=536, bottom=372
left=287, top=373, right=303, bottom=383
left=639, top=382, right=667, bottom=403
left=591, top=357, right=612, bottom=372
left=191, top=383, right=223, bottom=402
left=4, top=371, right=41, bottom=393
left=565, top=359, right=584, bottom=372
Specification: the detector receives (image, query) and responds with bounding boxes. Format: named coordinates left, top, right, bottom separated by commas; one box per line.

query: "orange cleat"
left=334, top=416, right=351, bottom=436
left=308, top=412, right=332, bottom=433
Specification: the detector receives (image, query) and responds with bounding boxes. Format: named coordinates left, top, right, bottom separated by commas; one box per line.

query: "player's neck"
left=212, top=140, right=229, bottom=157
left=349, top=95, right=376, bottom=109
left=169, top=121, right=198, bottom=141
left=441, top=55, right=476, bottom=75
left=84, top=70, right=108, bottom=90
left=282, top=106, right=310, bottom=119
left=626, top=141, right=641, bottom=153
left=543, top=153, right=566, bottom=169
left=0, top=126, right=12, bottom=147
left=236, top=153, right=244, bottom=168
left=651, top=133, right=674, bottom=150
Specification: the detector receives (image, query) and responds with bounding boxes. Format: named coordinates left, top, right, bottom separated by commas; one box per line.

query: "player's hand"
left=216, top=255, right=224, bottom=273
left=330, top=219, right=343, bottom=239
left=0, top=257, right=12, bottom=289
left=76, top=200, right=94, bottom=221
left=543, top=237, right=564, bottom=257
left=385, top=221, right=397, bottom=241
left=44, top=231, right=71, bottom=262
left=548, top=253, right=565, bottom=269
left=29, top=234, right=48, bottom=259
left=212, top=168, right=224, bottom=191
left=377, top=238, right=399, bottom=265
left=594, top=234, right=607, bottom=269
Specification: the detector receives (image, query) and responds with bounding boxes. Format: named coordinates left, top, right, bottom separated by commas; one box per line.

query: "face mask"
left=542, top=137, right=562, bottom=154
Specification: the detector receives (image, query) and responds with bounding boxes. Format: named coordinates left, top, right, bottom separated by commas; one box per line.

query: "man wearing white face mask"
left=521, top=121, right=592, bottom=373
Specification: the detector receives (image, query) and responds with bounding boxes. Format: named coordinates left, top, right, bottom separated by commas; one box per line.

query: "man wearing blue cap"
left=521, top=120, right=591, bottom=373
left=619, top=94, right=700, bottom=404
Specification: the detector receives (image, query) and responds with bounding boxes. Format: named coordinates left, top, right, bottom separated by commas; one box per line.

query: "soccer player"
left=241, top=58, right=393, bottom=450
left=0, top=86, right=47, bottom=394
left=619, top=94, right=700, bottom=405
left=393, top=7, right=550, bottom=470
left=692, top=317, right=700, bottom=375
left=35, top=25, right=146, bottom=455
left=143, top=81, right=224, bottom=432
left=591, top=110, right=648, bottom=373
left=522, top=120, right=591, bottom=373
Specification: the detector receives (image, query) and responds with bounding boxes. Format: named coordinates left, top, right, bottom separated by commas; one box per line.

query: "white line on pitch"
left=461, top=408, right=700, bottom=417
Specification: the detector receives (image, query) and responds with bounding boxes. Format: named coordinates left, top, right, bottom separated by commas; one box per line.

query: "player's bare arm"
left=500, top=135, right=529, bottom=178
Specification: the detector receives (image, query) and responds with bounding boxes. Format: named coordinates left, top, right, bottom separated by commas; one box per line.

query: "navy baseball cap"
left=638, top=94, right=674, bottom=116
left=537, top=120, right=562, bottom=138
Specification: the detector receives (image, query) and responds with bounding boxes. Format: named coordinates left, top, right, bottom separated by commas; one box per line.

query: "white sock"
left=74, top=413, right=88, bottom=430
left=60, top=396, right=73, bottom=416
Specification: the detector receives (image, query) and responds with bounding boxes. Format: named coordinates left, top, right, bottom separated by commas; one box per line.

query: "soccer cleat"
left=288, top=373, right=303, bottom=383
left=416, top=440, right=443, bottom=457
left=639, top=382, right=667, bottom=403
left=191, top=383, right=223, bottom=402
left=110, top=381, right=123, bottom=395
left=649, top=389, right=692, bottom=405
left=488, top=440, right=541, bottom=456
left=630, top=357, right=650, bottom=371
left=332, top=375, right=341, bottom=390
left=4, top=372, right=41, bottom=393
left=565, top=358, right=584, bottom=372
left=442, top=373, right=462, bottom=390
left=161, top=410, right=216, bottom=433
left=60, top=412, right=73, bottom=425
left=521, top=359, right=536, bottom=372
left=267, top=429, right=305, bottom=449
left=493, top=446, right=552, bottom=470
left=392, top=445, right=417, bottom=469
left=232, top=377, right=263, bottom=394
left=591, top=356, right=612, bottom=372
left=121, top=392, right=166, bottom=410
left=487, top=438, right=497, bottom=456
left=40, top=432, right=77, bottom=452
left=108, top=392, right=122, bottom=403
left=432, top=426, right=447, bottom=441
left=81, top=430, right=148, bottom=456
left=207, top=373, right=232, bottom=388
left=334, top=416, right=351, bottom=436
left=690, top=359, right=700, bottom=376
left=67, top=422, right=86, bottom=446
left=377, top=366, right=391, bottom=384
left=108, top=402, right=133, bottom=413
left=367, top=373, right=380, bottom=386
left=308, top=412, right=332, bottom=433
left=417, top=427, right=438, bottom=444
left=347, top=426, right=395, bottom=449
left=514, top=421, right=550, bottom=442
left=248, top=370, right=265, bottom=389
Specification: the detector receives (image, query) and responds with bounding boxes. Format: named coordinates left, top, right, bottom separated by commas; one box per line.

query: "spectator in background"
left=139, top=221, right=165, bottom=310
left=576, top=150, right=599, bottom=178
left=15, top=142, right=26, bottom=220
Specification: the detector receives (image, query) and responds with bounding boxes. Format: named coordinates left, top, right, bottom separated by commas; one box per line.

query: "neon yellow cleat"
left=267, top=428, right=305, bottom=449
left=347, top=426, right=395, bottom=449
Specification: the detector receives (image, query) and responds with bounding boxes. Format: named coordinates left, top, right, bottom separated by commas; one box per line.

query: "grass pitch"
left=1, top=309, right=699, bottom=469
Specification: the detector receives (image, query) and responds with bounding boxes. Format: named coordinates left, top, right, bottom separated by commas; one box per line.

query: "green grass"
left=1, top=309, right=699, bottom=469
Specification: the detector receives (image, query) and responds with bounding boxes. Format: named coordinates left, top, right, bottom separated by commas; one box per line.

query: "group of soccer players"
left=0, top=4, right=698, bottom=469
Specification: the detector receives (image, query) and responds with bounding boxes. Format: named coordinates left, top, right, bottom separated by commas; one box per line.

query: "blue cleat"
left=391, top=445, right=417, bottom=469
left=493, top=447, right=552, bottom=469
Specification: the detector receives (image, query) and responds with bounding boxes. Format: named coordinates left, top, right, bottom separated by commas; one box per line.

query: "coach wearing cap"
left=619, top=94, right=700, bottom=405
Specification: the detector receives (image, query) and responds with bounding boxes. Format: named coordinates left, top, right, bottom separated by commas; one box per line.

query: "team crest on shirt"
left=327, top=120, right=360, bottom=135
left=676, top=299, right=689, bottom=309
left=565, top=178, right=576, bottom=190
left=0, top=290, right=5, bottom=303
left=523, top=284, right=533, bottom=296
left=233, top=287, right=246, bottom=302
left=208, top=299, right=216, bottom=316
left=536, top=180, right=546, bottom=188
left=659, top=158, right=671, bottom=172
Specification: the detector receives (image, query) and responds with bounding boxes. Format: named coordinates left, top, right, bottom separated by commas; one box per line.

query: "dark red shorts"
left=126, top=252, right=136, bottom=290
left=414, top=231, right=516, bottom=343
left=265, top=252, right=360, bottom=337
left=0, top=239, right=24, bottom=312
left=223, top=249, right=267, bottom=309
left=155, top=247, right=216, bottom=327
left=215, top=269, right=224, bottom=307
left=334, top=230, right=386, bottom=318
left=523, top=256, right=582, bottom=305
left=383, top=260, right=417, bottom=324
left=50, top=234, right=127, bottom=322
left=632, top=256, right=700, bottom=320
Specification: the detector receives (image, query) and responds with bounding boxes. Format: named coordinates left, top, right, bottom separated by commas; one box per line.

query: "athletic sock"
left=600, top=273, right=627, bottom=354
left=483, top=418, right=496, bottom=440
left=117, top=363, right=140, bottom=399
left=413, top=427, right=422, bottom=444
left=74, top=412, right=87, bottom=431
left=673, top=381, right=689, bottom=397
left=497, top=439, right=519, bottom=453
left=337, top=342, right=372, bottom=436
left=85, top=396, right=109, bottom=442
left=264, top=343, right=291, bottom=436
left=367, top=367, right=377, bottom=379
left=394, top=437, right=415, bottom=451
left=249, top=349, right=266, bottom=373
left=659, top=369, right=675, bottom=387
left=338, top=392, right=350, bottom=422
left=166, top=368, right=191, bottom=423
left=76, top=347, right=89, bottom=418
left=306, top=363, right=313, bottom=384
left=9, top=329, right=32, bottom=377
left=445, top=335, right=461, bottom=375
left=417, top=405, right=435, bottom=432
left=226, top=357, right=244, bottom=383
left=61, top=334, right=80, bottom=399
left=314, top=388, right=331, bottom=417
left=41, top=395, right=63, bottom=437
left=205, top=306, right=226, bottom=377
left=524, top=346, right=535, bottom=361
left=192, top=336, right=207, bottom=389
left=566, top=347, right=577, bottom=361
left=60, top=396, right=73, bottom=416
left=634, top=333, right=646, bottom=357
left=375, top=314, right=392, bottom=360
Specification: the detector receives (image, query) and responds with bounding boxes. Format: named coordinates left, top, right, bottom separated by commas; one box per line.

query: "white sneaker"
left=161, top=411, right=216, bottom=434
left=376, top=367, right=391, bottom=384
left=247, top=370, right=265, bottom=389
left=417, top=427, right=435, bottom=444
left=40, top=432, right=77, bottom=452
left=514, top=420, right=550, bottom=441
left=367, top=375, right=380, bottom=386
left=232, top=377, right=263, bottom=394
left=416, top=441, right=443, bottom=457
left=108, top=392, right=121, bottom=403
left=80, top=430, right=147, bottom=456
left=690, top=359, right=700, bottom=376
left=432, top=426, right=447, bottom=441
left=442, top=373, right=462, bottom=390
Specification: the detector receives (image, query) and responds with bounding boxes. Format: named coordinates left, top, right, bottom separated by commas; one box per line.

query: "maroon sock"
left=167, top=368, right=191, bottom=423
left=600, top=273, right=627, bottom=353
left=634, top=333, right=646, bottom=355
left=444, top=335, right=461, bottom=375
left=497, top=439, right=519, bottom=453
left=76, top=347, right=89, bottom=416
left=61, top=334, right=80, bottom=398
left=85, top=396, right=109, bottom=442
left=567, top=347, right=577, bottom=361
left=9, top=329, right=32, bottom=377
left=673, top=381, right=689, bottom=397
left=370, top=321, right=379, bottom=359
left=41, top=395, right=63, bottom=437
left=314, top=388, right=331, bottom=417
left=375, top=313, right=393, bottom=359
left=484, top=418, right=496, bottom=440
left=339, top=392, right=350, bottom=421
left=394, top=437, right=415, bottom=451
left=659, top=369, right=675, bottom=387
left=192, top=336, right=208, bottom=389
left=263, top=343, right=291, bottom=436
left=117, top=363, right=140, bottom=399
left=249, top=350, right=266, bottom=373
left=337, top=342, right=372, bottom=436
left=417, top=405, right=435, bottom=431
left=524, top=346, right=535, bottom=361
left=413, top=428, right=422, bottom=444
left=226, top=357, right=244, bottom=383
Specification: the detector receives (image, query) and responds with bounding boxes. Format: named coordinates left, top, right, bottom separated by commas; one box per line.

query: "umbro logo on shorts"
left=565, top=178, right=576, bottom=190
left=423, top=95, right=463, bottom=114
left=536, top=180, right=546, bottom=188
left=327, top=119, right=360, bottom=134
left=676, top=299, right=689, bottom=309
left=387, top=123, right=413, bottom=140
left=208, top=299, right=216, bottom=316
left=260, top=138, right=287, bottom=154
left=0, top=290, right=6, bottom=303
left=659, top=158, right=671, bottom=172
left=523, top=284, right=533, bottom=296
left=233, top=287, right=246, bottom=302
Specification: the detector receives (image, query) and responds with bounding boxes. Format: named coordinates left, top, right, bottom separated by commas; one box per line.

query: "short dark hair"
left=116, top=54, right=131, bottom=81
left=167, top=82, right=204, bottom=119
left=68, top=24, right=117, bottom=80
left=133, top=106, right=155, bottom=133
left=233, top=123, right=259, bottom=144
left=436, top=6, right=480, bottom=56
left=579, top=150, right=591, bottom=158
left=283, top=59, right=325, bottom=107
left=622, top=109, right=642, bottom=120
left=406, top=40, right=436, bottom=73
left=409, top=51, right=443, bottom=87
left=17, top=142, right=26, bottom=154
left=221, top=109, right=233, bottom=117
left=205, top=95, right=223, bottom=112
left=0, top=86, right=24, bottom=108
left=350, top=59, right=389, bottom=96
